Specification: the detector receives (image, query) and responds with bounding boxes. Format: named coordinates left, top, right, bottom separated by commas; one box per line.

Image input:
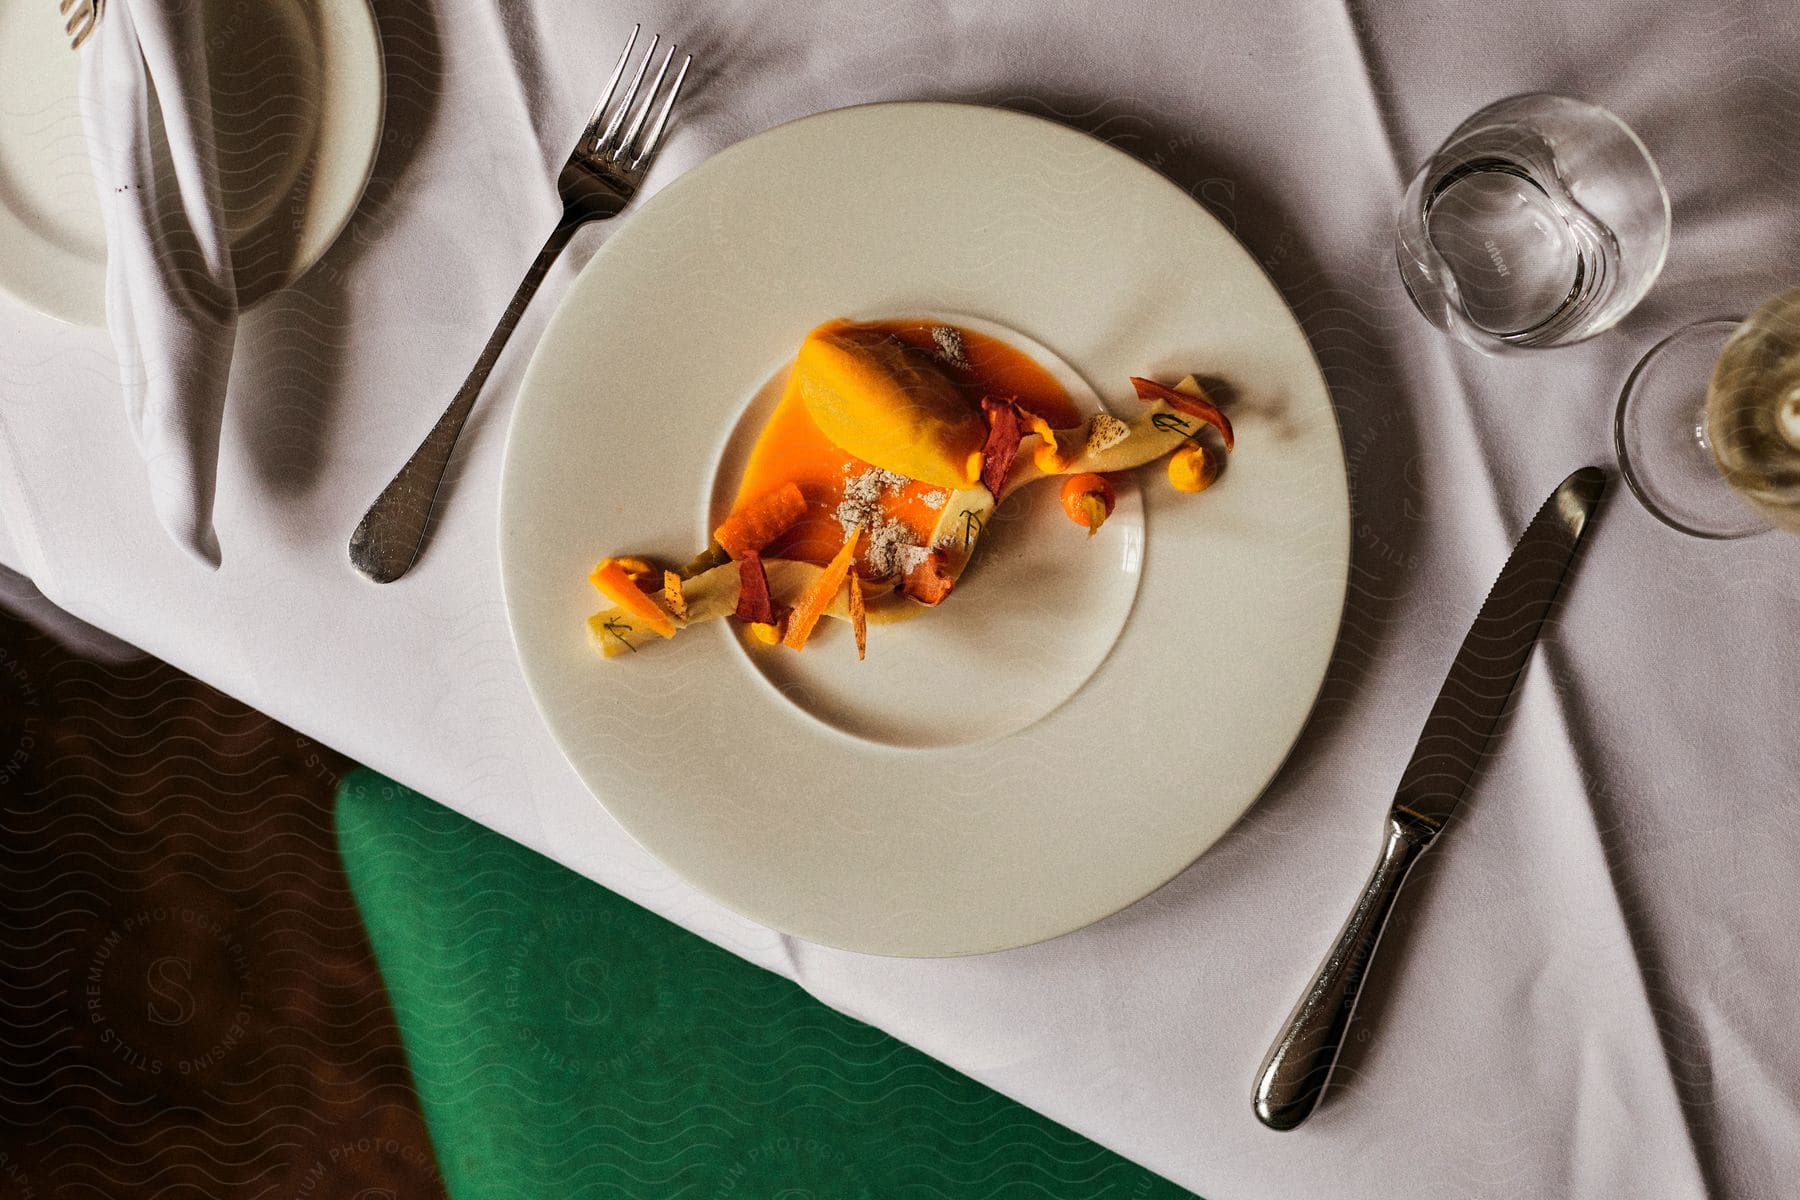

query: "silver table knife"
left=1252, top=466, right=1606, bottom=1131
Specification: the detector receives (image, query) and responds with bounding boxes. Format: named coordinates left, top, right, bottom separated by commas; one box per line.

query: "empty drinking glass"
left=1397, top=94, right=1670, bottom=352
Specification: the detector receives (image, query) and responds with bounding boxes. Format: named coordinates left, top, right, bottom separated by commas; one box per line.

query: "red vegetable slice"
left=733, top=550, right=775, bottom=624
left=978, top=396, right=1024, bottom=495
left=1130, top=376, right=1234, bottom=451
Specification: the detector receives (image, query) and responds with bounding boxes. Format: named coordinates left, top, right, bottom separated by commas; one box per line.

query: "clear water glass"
left=1397, top=94, right=1670, bottom=352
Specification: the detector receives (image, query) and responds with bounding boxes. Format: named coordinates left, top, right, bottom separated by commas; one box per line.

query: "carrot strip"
left=1130, top=376, right=1234, bottom=450
left=782, top=528, right=861, bottom=650
left=714, top=482, right=808, bottom=559
left=589, top=558, right=675, bottom=639
left=848, top=575, right=867, bottom=661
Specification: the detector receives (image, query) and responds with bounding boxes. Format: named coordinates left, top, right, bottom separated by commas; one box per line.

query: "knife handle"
left=1253, top=815, right=1430, bottom=1130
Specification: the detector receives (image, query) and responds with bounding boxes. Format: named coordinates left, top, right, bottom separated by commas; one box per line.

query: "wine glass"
left=1615, top=288, right=1800, bottom=538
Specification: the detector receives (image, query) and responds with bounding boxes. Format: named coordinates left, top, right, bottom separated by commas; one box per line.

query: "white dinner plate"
left=499, top=102, right=1350, bottom=957
left=0, top=0, right=383, bottom=325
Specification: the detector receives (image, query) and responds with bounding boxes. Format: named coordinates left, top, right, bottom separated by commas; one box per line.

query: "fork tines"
left=581, top=24, right=692, bottom=170
left=60, top=0, right=103, bottom=50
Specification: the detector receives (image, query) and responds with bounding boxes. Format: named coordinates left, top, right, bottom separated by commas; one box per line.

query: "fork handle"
left=349, top=218, right=581, bottom=583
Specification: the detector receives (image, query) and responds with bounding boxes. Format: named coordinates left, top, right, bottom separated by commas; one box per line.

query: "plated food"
left=499, top=101, right=1349, bottom=954
left=583, top=317, right=1235, bottom=660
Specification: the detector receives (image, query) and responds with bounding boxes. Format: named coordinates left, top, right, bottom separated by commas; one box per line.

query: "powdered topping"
left=895, top=543, right=934, bottom=575
left=1086, top=412, right=1130, bottom=454
left=836, top=465, right=928, bottom=579
left=848, top=465, right=910, bottom=497
left=930, top=325, right=969, bottom=370
left=921, top=488, right=949, bottom=510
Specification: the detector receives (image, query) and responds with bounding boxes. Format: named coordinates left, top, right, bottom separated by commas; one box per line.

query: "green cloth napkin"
left=334, top=769, right=1199, bottom=1199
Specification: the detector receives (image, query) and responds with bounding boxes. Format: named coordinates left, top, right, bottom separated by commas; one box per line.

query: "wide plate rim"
left=498, top=99, right=1350, bottom=957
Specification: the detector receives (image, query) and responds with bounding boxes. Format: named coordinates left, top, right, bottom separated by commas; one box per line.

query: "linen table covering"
left=2, top=2, right=1796, bottom=1196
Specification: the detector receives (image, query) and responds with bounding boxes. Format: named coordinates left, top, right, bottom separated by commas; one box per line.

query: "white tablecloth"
left=3, top=2, right=1797, bottom=1196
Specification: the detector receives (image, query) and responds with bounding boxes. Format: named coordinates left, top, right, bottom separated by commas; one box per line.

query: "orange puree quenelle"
left=733, top=319, right=1080, bottom=578
left=582, top=317, right=1234, bottom=660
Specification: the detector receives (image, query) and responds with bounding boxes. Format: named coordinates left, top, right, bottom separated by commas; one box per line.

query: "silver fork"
left=349, top=26, right=691, bottom=583
left=61, top=0, right=103, bottom=50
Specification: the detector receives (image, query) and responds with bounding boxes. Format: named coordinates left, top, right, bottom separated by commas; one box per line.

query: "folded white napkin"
left=80, top=0, right=239, bottom=568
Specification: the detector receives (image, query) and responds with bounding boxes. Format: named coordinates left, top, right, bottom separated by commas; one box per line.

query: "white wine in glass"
left=1616, top=288, right=1800, bottom=538
left=1704, top=289, right=1800, bottom=534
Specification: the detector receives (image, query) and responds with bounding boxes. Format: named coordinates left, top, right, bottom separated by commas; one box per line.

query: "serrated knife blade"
left=1252, top=466, right=1606, bottom=1131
